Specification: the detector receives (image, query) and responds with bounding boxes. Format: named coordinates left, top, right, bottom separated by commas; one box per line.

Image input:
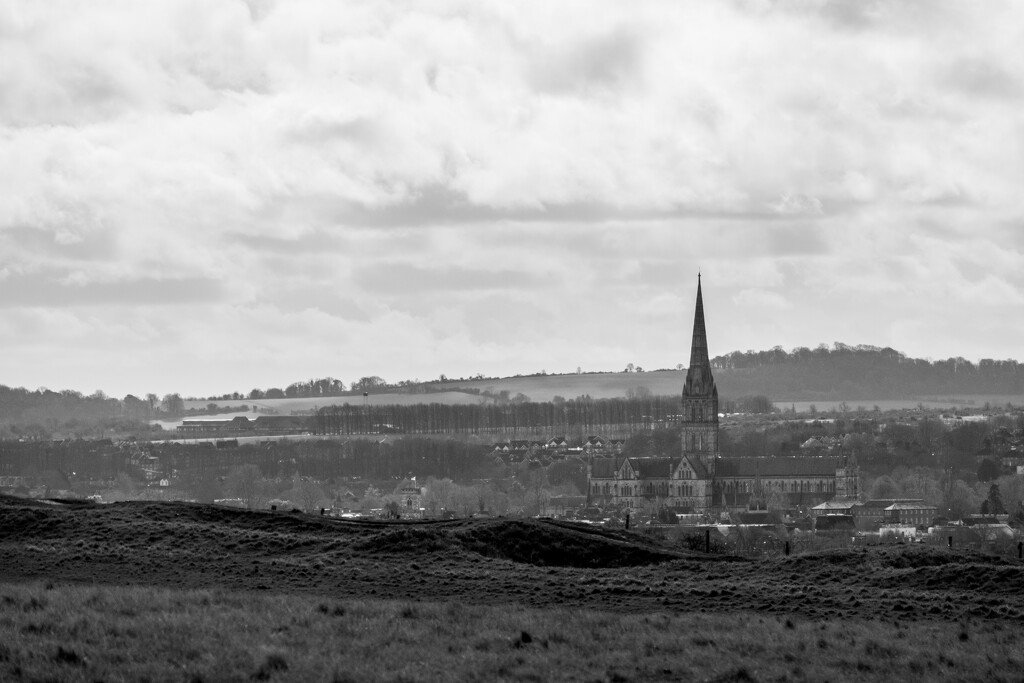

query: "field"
left=3, top=496, right=1024, bottom=681
left=181, top=375, right=669, bottom=414
left=167, top=391, right=486, bottom=431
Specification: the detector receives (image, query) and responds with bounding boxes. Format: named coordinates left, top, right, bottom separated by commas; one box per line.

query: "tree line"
left=0, top=437, right=508, bottom=488
left=712, top=343, right=1024, bottom=398
left=310, top=395, right=696, bottom=437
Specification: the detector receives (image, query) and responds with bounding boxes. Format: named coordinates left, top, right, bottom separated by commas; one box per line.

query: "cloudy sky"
left=2, top=0, right=1023, bottom=398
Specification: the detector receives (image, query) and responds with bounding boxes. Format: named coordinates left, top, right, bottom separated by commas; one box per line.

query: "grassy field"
left=3, top=581, right=1022, bottom=683
left=2, top=495, right=1024, bottom=680
left=436, top=371, right=686, bottom=402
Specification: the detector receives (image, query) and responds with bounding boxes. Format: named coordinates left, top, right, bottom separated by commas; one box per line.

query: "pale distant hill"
left=186, top=343, right=1024, bottom=417
left=427, top=371, right=683, bottom=402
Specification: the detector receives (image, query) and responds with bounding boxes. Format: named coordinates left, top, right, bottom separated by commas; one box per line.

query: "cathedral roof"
left=716, top=457, right=841, bottom=477
left=685, top=455, right=710, bottom=480
left=627, top=457, right=680, bottom=478
left=589, top=457, right=623, bottom=478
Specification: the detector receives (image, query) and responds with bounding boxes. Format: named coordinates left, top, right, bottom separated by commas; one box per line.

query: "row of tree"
left=241, top=376, right=440, bottom=401
left=310, top=394, right=698, bottom=437
left=711, top=343, right=1024, bottom=398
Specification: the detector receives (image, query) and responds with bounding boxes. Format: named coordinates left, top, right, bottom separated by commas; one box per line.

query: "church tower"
left=681, top=275, right=719, bottom=476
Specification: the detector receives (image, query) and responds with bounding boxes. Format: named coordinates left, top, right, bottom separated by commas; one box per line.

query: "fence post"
left=948, top=535, right=953, bottom=548
left=1018, top=541, right=1022, bottom=560
left=705, top=528, right=711, bottom=553
left=785, top=541, right=790, bottom=556
left=625, top=512, right=630, bottom=530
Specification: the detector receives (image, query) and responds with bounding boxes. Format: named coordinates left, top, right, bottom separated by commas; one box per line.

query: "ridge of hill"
left=429, top=344, right=1024, bottom=403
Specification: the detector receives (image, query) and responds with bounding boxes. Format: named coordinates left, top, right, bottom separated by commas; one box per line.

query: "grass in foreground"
left=2, top=581, right=1022, bottom=682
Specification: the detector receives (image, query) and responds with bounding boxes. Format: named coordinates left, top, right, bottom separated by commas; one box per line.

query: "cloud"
left=352, top=263, right=556, bottom=295
left=0, top=0, right=1022, bottom=395
left=940, top=58, right=1022, bottom=100
left=0, top=271, right=225, bottom=308
left=732, top=289, right=793, bottom=311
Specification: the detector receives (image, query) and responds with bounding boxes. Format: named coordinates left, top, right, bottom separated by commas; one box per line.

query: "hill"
left=4, top=343, right=1024, bottom=439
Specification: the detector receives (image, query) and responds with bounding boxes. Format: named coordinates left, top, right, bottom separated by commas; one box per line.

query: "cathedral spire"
left=689, top=274, right=709, bottom=371
left=684, top=275, right=716, bottom=398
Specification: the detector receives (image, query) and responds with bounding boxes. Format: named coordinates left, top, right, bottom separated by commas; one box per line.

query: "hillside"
left=2, top=495, right=1022, bottom=622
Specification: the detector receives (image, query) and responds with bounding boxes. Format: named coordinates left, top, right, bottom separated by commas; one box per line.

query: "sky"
left=2, top=0, right=1023, bottom=399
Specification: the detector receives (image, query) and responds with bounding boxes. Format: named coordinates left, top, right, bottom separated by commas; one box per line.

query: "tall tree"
left=985, top=483, right=1007, bottom=515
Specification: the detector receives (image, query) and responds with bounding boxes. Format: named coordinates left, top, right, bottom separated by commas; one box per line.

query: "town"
left=3, top=281, right=1021, bottom=561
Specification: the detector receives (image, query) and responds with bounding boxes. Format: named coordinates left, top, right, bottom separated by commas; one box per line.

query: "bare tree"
left=226, top=464, right=268, bottom=509
left=295, top=477, right=327, bottom=512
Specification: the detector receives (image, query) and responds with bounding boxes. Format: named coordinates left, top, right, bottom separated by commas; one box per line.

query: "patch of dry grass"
left=2, top=581, right=1022, bottom=682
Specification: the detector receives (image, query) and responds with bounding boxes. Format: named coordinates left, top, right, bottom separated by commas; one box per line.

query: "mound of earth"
left=0, top=496, right=684, bottom=569
left=2, top=495, right=1022, bottom=623
left=354, top=518, right=685, bottom=567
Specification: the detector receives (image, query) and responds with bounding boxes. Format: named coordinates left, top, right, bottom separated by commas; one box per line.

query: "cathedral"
left=587, top=276, right=859, bottom=514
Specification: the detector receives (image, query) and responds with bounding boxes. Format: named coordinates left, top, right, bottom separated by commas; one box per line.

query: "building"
left=587, top=276, right=860, bottom=514
left=853, top=499, right=924, bottom=531
left=177, top=415, right=309, bottom=435
left=883, top=501, right=938, bottom=528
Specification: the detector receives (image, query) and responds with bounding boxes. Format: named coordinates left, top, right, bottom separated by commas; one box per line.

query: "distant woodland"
left=711, top=344, right=1024, bottom=399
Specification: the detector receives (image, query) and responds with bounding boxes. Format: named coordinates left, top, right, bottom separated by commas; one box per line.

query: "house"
left=510, top=440, right=539, bottom=455
left=546, top=436, right=570, bottom=451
